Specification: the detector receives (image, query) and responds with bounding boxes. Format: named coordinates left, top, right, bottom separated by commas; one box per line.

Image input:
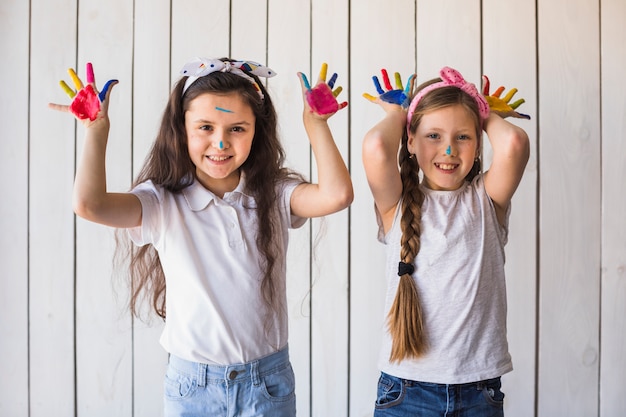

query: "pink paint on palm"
left=306, top=84, right=339, bottom=115
left=70, top=84, right=101, bottom=121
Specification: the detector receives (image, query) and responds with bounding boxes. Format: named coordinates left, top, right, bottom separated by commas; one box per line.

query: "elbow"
left=337, top=184, right=354, bottom=210
left=511, top=128, right=531, bottom=164
left=72, top=195, right=102, bottom=222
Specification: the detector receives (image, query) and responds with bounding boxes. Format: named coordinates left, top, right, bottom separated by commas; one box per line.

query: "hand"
left=363, top=69, right=414, bottom=108
left=300, top=63, right=348, bottom=116
left=482, top=75, right=530, bottom=119
left=49, top=63, right=117, bottom=122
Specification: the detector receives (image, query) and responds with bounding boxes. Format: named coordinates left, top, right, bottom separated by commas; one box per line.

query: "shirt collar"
left=182, top=173, right=253, bottom=211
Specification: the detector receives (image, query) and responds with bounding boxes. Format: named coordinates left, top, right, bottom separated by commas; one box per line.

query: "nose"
left=444, top=144, right=456, bottom=157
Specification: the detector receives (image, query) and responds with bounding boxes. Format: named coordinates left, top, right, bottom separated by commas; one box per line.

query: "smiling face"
left=185, top=92, right=256, bottom=196
left=408, top=104, right=480, bottom=191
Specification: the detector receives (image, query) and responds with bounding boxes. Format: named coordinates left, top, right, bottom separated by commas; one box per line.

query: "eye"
left=457, top=134, right=471, bottom=141
left=426, top=133, right=440, bottom=140
left=199, top=124, right=213, bottom=131
left=231, top=126, right=245, bottom=133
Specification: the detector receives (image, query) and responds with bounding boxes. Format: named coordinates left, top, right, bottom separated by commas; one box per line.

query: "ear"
left=406, top=133, right=417, bottom=154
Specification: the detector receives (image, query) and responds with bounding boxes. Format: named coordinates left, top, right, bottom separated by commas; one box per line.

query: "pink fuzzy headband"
left=406, top=66, right=489, bottom=135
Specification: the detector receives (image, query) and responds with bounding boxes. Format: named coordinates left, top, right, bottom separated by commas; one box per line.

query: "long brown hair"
left=387, top=80, right=483, bottom=362
left=119, top=58, right=298, bottom=321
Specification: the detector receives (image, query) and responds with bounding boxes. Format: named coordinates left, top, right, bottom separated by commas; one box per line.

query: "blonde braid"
left=387, top=143, right=428, bottom=362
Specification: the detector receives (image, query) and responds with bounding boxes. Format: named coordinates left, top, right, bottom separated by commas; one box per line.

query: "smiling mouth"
left=207, top=155, right=231, bottom=162
left=435, top=162, right=458, bottom=171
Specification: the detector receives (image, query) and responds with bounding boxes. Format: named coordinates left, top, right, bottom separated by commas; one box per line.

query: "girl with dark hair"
left=50, top=58, right=352, bottom=417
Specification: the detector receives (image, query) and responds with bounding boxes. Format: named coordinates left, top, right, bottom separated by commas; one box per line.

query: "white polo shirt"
left=128, top=175, right=306, bottom=365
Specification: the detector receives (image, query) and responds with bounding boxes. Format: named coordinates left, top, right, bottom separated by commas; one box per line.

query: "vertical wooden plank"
left=132, top=1, right=172, bottom=416
left=600, top=0, right=626, bottom=416
left=309, top=0, right=350, bottom=415
left=171, top=0, right=230, bottom=75
left=267, top=0, right=312, bottom=414
left=482, top=1, right=538, bottom=415
left=416, top=0, right=481, bottom=79
left=349, top=1, right=416, bottom=415
left=74, top=1, right=134, bottom=415
left=29, top=0, right=78, bottom=415
left=537, top=0, right=601, bottom=415
left=232, top=0, right=267, bottom=60
left=0, top=1, right=30, bottom=416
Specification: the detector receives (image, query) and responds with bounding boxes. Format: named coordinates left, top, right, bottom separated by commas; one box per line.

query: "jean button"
left=228, top=370, right=238, bottom=380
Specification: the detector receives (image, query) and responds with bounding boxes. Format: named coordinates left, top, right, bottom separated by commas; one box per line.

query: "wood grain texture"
left=2, top=0, right=624, bottom=415
left=538, top=0, right=601, bottom=415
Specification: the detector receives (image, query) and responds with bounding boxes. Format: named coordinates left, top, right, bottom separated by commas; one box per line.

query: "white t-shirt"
left=129, top=175, right=306, bottom=365
left=377, top=174, right=513, bottom=384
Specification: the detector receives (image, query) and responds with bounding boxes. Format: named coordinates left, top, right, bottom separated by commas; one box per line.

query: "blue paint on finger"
left=328, top=73, right=338, bottom=89
left=98, top=79, right=117, bottom=102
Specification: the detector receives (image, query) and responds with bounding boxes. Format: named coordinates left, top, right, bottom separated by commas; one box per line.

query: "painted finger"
left=362, top=93, right=378, bottom=102
left=332, top=86, right=343, bottom=98
left=98, top=79, right=117, bottom=102
left=381, top=69, right=393, bottom=91
left=59, top=80, right=76, bottom=99
left=318, top=63, right=328, bottom=82
left=404, top=74, right=415, bottom=95
left=338, top=101, right=348, bottom=110
left=510, top=98, right=525, bottom=110
left=482, top=75, right=490, bottom=95
left=301, top=73, right=312, bottom=90
left=372, top=76, right=384, bottom=95
left=502, top=88, right=518, bottom=104
left=394, top=72, right=403, bottom=90
left=328, top=73, right=338, bottom=89
left=493, top=86, right=505, bottom=98
left=86, top=62, right=95, bottom=84
left=68, top=68, right=83, bottom=90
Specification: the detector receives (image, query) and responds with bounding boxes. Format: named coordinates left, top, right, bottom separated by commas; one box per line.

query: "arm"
left=290, top=69, right=353, bottom=218
left=482, top=113, right=530, bottom=225
left=49, top=71, right=142, bottom=228
left=362, top=104, right=405, bottom=233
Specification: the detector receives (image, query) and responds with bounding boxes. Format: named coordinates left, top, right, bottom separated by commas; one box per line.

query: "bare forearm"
left=303, top=117, right=353, bottom=207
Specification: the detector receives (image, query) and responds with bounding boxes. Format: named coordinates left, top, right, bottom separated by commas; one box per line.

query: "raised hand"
left=51, top=62, right=117, bottom=122
left=363, top=69, right=414, bottom=108
left=482, top=75, right=530, bottom=120
left=300, top=63, right=348, bottom=116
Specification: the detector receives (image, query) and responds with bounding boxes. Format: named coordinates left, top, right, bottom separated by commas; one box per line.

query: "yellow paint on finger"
left=67, top=68, right=83, bottom=90
left=59, top=80, right=76, bottom=98
left=394, top=72, right=403, bottom=89
left=502, top=88, right=518, bottom=103
left=333, top=86, right=343, bottom=97
left=318, top=63, right=328, bottom=82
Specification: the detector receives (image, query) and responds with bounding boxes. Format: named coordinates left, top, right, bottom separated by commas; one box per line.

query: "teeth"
left=437, top=163, right=455, bottom=170
left=208, top=155, right=229, bottom=161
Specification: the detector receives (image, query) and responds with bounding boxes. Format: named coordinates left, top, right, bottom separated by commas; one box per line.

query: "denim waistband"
left=168, top=346, right=290, bottom=387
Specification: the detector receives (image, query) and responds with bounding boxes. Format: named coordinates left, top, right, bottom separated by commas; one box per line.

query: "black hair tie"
left=398, top=261, right=415, bottom=276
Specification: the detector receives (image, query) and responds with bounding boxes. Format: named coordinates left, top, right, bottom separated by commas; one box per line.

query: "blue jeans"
left=374, top=372, right=505, bottom=417
left=164, top=346, right=296, bottom=417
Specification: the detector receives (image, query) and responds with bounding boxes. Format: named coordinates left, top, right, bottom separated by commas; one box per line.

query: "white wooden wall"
left=1, top=0, right=624, bottom=416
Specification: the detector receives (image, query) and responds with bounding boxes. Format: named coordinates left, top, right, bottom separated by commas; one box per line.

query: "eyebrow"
left=192, top=118, right=252, bottom=126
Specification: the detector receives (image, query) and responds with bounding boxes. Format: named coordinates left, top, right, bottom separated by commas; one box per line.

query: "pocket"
left=481, top=377, right=505, bottom=406
left=374, top=373, right=405, bottom=409
left=261, top=364, right=296, bottom=402
left=164, top=364, right=198, bottom=400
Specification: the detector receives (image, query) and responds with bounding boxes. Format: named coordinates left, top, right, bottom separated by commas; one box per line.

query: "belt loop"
left=197, top=363, right=207, bottom=387
left=251, top=360, right=260, bottom=386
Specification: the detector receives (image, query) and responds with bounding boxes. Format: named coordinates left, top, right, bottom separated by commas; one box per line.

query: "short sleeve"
left=127, top=180, right=163, bottom=247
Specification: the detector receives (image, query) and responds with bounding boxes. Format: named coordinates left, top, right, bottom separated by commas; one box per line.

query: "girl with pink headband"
left=362, top=66, right=530, bottom=416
